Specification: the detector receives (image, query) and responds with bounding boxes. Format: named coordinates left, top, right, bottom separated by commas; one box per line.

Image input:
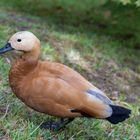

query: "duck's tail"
left=106, top=105, right=131, bottom=124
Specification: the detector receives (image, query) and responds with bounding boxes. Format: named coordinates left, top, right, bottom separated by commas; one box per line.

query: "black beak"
left=0, top=43, right=14, bottom=54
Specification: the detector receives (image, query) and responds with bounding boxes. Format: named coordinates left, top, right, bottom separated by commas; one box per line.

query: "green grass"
left=0, top=1, right=140, bottom=139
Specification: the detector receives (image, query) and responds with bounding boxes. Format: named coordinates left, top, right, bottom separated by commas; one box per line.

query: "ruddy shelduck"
left=0, top=31, right=131, bottom=130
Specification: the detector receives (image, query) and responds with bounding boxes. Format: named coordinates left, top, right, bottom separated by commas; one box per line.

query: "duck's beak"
left=0, top=43, right=14, bottom=54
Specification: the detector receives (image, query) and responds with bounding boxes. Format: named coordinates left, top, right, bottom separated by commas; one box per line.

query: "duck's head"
left=0, top=31, right=41, bottom=60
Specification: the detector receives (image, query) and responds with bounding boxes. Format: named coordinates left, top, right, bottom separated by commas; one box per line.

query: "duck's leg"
left=40, top=118, right=74, bottom=131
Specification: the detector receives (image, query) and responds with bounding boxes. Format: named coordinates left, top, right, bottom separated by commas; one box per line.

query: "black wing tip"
left=106, top=105, right=131, bottom=124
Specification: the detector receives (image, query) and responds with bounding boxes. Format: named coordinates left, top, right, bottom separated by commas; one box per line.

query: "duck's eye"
left=17, top=39, right=22, bottom=42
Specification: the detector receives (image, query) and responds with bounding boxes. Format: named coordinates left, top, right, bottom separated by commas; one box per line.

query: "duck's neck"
left=22, top=45, right=40, bottom=64
left=9, top=46, right=40, bottom=94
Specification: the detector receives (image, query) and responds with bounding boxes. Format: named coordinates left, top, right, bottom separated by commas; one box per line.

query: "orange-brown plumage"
left=9, top=58, right=109, bottom=118
left=0, top=31, right=131, bottom=130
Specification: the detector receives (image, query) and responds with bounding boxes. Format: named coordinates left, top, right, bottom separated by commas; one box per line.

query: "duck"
left=0, top=31, right=131, bottom=130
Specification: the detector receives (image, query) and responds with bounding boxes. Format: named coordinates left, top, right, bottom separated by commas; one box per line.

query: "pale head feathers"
left=9, top=31, right=40, bottom=51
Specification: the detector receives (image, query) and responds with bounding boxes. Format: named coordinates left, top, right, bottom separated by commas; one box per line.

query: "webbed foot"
left=40, top=118, right=74, bottom=131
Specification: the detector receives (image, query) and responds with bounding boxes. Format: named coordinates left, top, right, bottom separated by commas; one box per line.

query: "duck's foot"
left=40, top=118, right=74, bottom=131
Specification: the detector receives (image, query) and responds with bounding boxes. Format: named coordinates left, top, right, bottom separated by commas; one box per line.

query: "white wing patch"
left=87, top=93, right=103, bottom=103
left=86, top=89, right=113, bottom=105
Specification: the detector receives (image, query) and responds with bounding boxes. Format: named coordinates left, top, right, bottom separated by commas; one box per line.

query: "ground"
left=0, top=1, right=140, bottom=140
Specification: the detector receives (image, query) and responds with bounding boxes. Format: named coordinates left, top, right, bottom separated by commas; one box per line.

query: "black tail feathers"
left=106, top=105, right=131, bottom=124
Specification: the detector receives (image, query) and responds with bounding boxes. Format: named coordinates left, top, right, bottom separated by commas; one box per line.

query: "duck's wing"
left=29, top=76, right=112, bottom=118
left=27, top=61, right=113, bottom=118
left=42, top=61, right=110, bottom=97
